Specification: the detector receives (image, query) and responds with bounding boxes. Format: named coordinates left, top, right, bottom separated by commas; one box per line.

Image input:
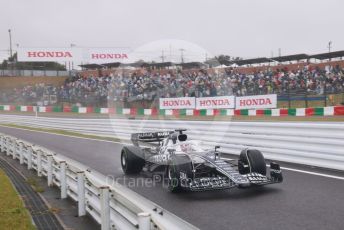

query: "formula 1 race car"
left=120, top=129, right=283, bottom=192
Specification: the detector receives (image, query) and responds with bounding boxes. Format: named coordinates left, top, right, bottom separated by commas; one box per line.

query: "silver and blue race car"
left=121, top=129, right=283, bottom=192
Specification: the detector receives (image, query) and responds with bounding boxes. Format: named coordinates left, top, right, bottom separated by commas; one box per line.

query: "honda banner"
left=196, top=96, right=235, bottom=109
left=84, top=48, right=130, bottom=63
left=159, top=97, right=196, bottom=109
left=17, top=48, right=79, bottom=62
left=235, top=94, right=277, bottom=109
left=17, top=47, right=130, bottom=63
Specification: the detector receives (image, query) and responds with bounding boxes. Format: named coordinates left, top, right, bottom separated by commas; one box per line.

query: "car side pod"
left=270, top=162, right=283, bottom=182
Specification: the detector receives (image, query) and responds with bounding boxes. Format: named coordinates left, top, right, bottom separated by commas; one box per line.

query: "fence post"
left=1, top=135, right=5, bottom=153
left=27, top=147, right=33, bottom=170
left=47, top=155, right=53, bottom=186
left=60, top=161, right=67, bottom=199
left=12, top=140, right=16, bottom=159
left=0, top=135, right=3, bottom=153
left=1, top=136, right=5, bottom=153
left=77, top=171, right=86, bottom=216
left=19, top=142, right=24, bottom=164
left=324, top=84, right=327, bottom=107
left=100, top=186, right=110, bottom=230
left=37, top=150, right=42, bottom=177
left=6, top=138, right=10, bottom=156
left=138, top=212, right=151, bottom=230
left=287, top=84, right=291, bottom=108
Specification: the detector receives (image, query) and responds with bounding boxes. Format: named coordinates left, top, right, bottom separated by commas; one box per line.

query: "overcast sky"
left=1, top=0, right=344, bottom=62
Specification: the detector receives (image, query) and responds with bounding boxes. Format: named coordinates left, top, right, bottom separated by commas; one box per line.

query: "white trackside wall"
left=0, top=115, right=343, bottom=170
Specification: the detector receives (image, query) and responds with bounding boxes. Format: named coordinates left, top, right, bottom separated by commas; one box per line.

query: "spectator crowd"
left=1, top=64, right=344, bottom=107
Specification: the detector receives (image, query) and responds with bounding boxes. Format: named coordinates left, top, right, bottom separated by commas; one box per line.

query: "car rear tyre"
left=121, top=146, right=145, bottom=174
left=238, top=149, right=266, bottom=175
left=168, top=155, right=193, bottom=193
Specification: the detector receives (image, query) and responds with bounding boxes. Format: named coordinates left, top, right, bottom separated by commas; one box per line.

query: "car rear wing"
left=131, top=131, right=174, bottom=144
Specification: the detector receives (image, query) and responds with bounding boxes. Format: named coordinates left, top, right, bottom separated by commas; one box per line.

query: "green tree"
left=1, top=52, right=66, bottom=70
left=215, top=55, right=231, bottom=65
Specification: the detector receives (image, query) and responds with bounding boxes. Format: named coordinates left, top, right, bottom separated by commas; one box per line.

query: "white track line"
left=279, top=166, right=344, bottom=180
left=221, top=157, right=344, bottom=180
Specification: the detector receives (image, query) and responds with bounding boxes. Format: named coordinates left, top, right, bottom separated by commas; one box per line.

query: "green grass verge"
left=0, top=169, right=36, bottom=230
left=26, top=177, right=45, bottom=193
left=0, top=123, right=121, bottom=142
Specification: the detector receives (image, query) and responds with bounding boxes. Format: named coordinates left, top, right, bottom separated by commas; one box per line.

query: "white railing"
left=0, top=115, right=344, bottom=170
left=0, top=133, right=197, bottom=230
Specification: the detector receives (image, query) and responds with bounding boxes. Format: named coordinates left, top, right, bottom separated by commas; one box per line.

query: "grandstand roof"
left=144, top=62, right=174, bottom=68
left=272, top=54, right=309, bottom=62
left=234, top=57, right=272, bottom=66
left=309, top=50, right=344, bottom=60
left=132, top=61, right=150, bottom=68
left=101, top=62, right=122, bottom=68
left=221, top=60, right=236, bottom=66
left=78, top=50, right=344, bottom=69
left=79, top=62, right=175, bottom=69
left=177, top=62, right=207, bottom=69
left=79, top=64, right=104, bottom=69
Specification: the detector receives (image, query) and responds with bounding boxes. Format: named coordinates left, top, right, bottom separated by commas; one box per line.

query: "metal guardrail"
left=0, top=115, right=343, bottom=170
left=0, top=133, right=197, bottom=230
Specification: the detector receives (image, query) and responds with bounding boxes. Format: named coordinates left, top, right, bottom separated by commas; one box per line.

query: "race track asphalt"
left=0, top=126, right=343, bottom=230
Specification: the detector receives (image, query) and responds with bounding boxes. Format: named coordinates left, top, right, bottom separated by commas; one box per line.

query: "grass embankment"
left=0, top=123, right=121, bottom=142
left=0, top=169, right=36, bottom=230
left=26, top=177, right=45, bottom=193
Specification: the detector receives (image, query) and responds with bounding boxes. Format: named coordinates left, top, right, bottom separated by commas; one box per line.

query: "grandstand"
left=1, top=50, right=344, bottom=109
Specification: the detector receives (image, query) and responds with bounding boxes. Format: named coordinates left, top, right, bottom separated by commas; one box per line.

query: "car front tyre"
left=238, top=149, right=267, bottom=175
